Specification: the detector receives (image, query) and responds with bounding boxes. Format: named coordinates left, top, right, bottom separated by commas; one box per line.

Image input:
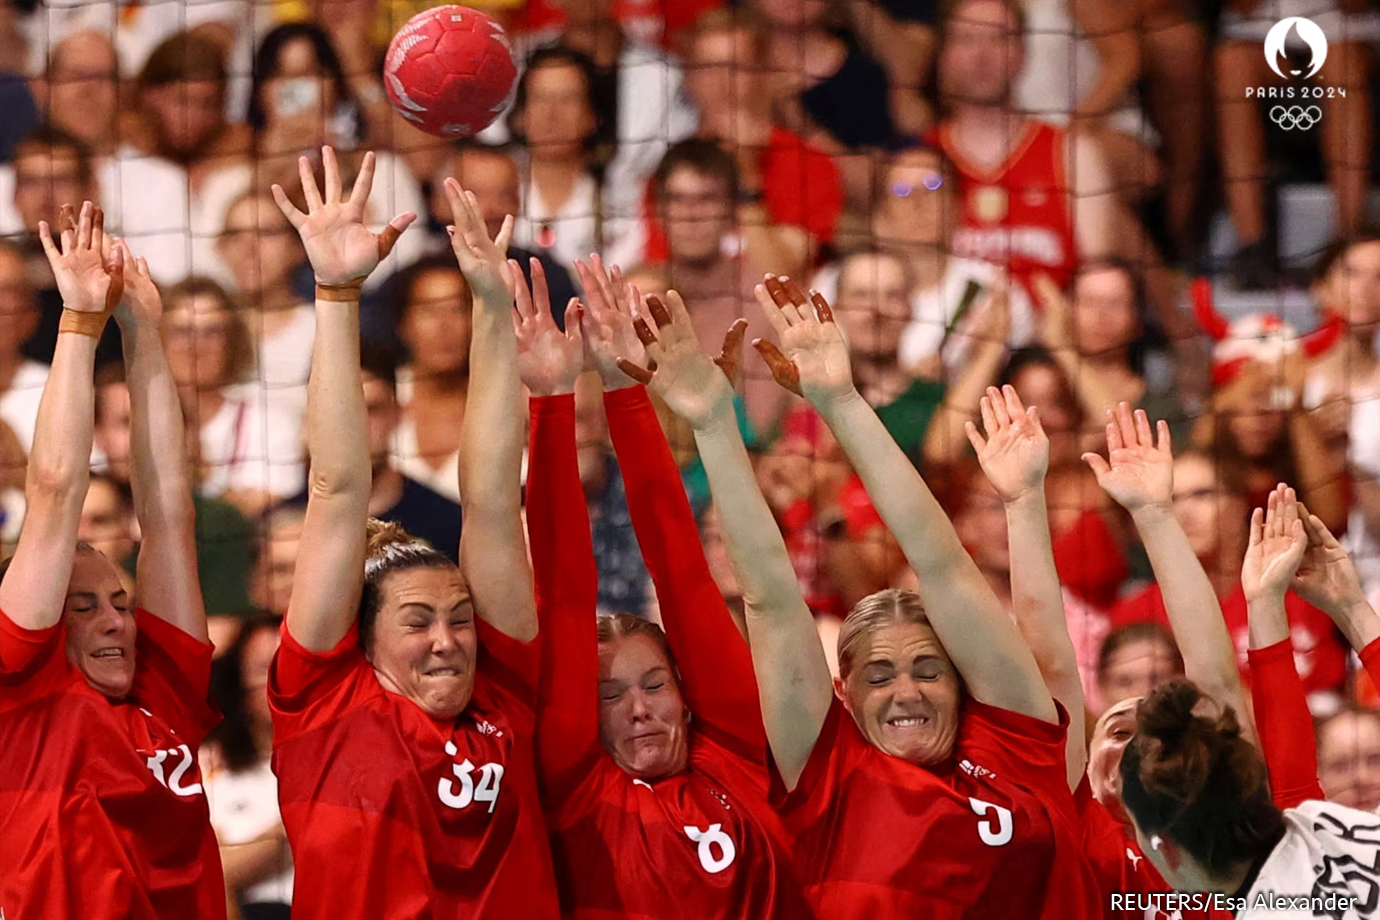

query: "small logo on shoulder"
left=475, top=720, right=503, bottom=738
left=959, top=759, right=996, bottom=781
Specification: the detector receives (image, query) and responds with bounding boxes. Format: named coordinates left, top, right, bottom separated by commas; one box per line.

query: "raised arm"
left=115, top=245, right=206, bottom=641
left=753, top=277, right=1056, bottom=723
left=1082, top=402, right=1255, bottom=742
left=921, top=288, right=1010, bottom=469
left=618, top=294, right=831, bottom=790
left=271, top=148, right=414, bottom=652
left=0, top=202, right=119, bottom=631
left=515, top=264, right=602, bottom=803
left=444, top=179, right=535, bottom=642
left=967, top=385, right=1086, bottom=787
left=579, top=258, right=766, bottom=754
left=1242, top=485, right=1325, bottom=808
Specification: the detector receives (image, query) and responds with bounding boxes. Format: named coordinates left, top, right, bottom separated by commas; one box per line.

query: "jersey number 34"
left=438, top=741, right=505, bottom=814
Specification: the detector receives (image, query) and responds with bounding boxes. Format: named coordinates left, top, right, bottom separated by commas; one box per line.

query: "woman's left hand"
left=514, top=258, right=583, bottom=397
left=966, top=385, right=1050, bottom=503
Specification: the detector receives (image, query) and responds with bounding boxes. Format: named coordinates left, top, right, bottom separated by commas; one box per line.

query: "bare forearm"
left=307, top=299, right=371, bottom=495
left=922, top=342, right=1005, bottom=467
left=1132, top=504, right=1241, bottom=692
left=1247, top=594, right=1291, bottom=650
left=458, top=295, right=524, bottom=519
left=1005, top=492, right=1080, bottom=691
left=28, top=332, right=98, bottom=502
left=121, top=320, right=193, bottom=527
left=1330, top=598, right=1380, bottom=653
left=692, top=409, right=804, bottom=611
left=1290, top=412, right=1349, bottom=531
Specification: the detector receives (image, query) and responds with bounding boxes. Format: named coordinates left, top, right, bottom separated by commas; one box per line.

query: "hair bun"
left=365, top=518, right=414, bottom=557
left=1137, top=680, right=1204, bottom=746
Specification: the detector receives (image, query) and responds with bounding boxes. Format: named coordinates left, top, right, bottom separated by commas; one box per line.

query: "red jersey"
left=774, top=697, right=1100, bottom=920
left=1108, top=583, right=1347, bottom=698
left=528, top=389, right=814, bottom=920
left=938, top=119, right=1079, bottom=297
left=268, top=616, right=559, bottom=920
left=521, top=0, right=723, bottom=50
left=0, top=607, right=224, bottom=920
left=1248, top=641, right=1326, bottom=811
left=1076, top=780, right=1232, bottom=920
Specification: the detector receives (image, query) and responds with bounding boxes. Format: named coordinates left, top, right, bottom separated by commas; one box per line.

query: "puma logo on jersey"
left=633, top=779, right=653, bottom=790
left=474, top=720, right=503, bottom=738
left=1126, top=847, right=1143, bottom=870
left=959, top=759, right=996, bottom=781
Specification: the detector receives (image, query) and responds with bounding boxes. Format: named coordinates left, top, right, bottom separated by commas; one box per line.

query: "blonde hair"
left=837, top=588, right=934, bottom=679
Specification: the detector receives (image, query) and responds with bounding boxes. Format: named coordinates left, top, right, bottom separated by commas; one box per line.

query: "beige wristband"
left=58, top=308, right=111, bottom=338
left=315, top=280, right=365, bottom=303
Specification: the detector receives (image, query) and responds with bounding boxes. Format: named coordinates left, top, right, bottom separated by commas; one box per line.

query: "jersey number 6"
left=683, top=824, right=736, bottom=874
left=438, top=741, right=505, bottom=814
left=968, top=797, right=1014, bottom=847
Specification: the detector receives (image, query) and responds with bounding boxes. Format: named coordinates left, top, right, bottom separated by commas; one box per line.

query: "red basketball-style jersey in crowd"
left=268, top=616, right=559, bottom=920
left=1077, top=780, right=1233, bottom=920
left=0, top=607, right=224, bottom=920
left=520, top=0, right=722, bottom=49
left=774, top=697, right=1101, bottom=920
left=528, top=389, right=815, bottom=919
left=938, top=120, right=1079, bottom=298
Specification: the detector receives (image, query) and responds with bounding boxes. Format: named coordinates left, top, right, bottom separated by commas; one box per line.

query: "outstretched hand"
left=513, top=257, right=583, bottom=397
left=39, top=201, right=123, bottom=315
left=966, top=385, right=1049, bottom=503
left=576, top=255, right=645, bottom=390
left=1242, top=484, right=1307, bottom=604
left=752, top=275, right=854, bottom=409
left=270, top=147, right=414, bottom=286
left=1081, top=402, right=1173, bottom=513
left=443, top=177, right=514, bottom=306
left=113, top=240, right=162, bottom=327
left=617, top=292, right=743, bottom=430
left=1292, top=503, right=1369, bottom=617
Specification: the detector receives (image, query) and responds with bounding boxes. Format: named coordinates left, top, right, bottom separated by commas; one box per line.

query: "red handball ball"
left=383, top=5, right=518, bottom=139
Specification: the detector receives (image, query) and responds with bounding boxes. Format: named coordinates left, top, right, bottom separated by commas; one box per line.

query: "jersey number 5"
left=145, top=744, right=203, bottom=797
left=968, top=797, right=1014, bottom=847
left=683, top=824, right=736, bottom=874
left=438, top=741, right=505, bottom=814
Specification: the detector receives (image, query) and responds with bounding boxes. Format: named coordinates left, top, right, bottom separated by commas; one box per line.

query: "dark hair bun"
left=1135, top=679, right=1226, bottom=805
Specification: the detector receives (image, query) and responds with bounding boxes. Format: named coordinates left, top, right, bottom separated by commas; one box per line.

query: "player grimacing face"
left=598, top=633, right=691, bottom=780
left=369, top=567, right=479, bottom=721
left=63, top=550, right=137, bottom=698
left=838, top=621, right=962, bottom=766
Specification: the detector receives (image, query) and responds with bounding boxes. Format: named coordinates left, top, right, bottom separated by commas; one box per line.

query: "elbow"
left=305, top=462, right=370, bottom=501
left=26, top=459, right=86, bottom=506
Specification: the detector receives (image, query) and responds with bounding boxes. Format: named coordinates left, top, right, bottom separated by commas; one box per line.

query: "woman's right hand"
left=270, top=147, right=414, bottom=286
left=1242, top=484, right=1308, bottom=604
left=575, top=255, right=647, bottom=390
left=1292, top=504, right=1369, bottom=616
left=513, top=258, right=583, bottom=397
left=38, top=201, right=123, bottom=315
left=618, top=291, right=744, bottom=431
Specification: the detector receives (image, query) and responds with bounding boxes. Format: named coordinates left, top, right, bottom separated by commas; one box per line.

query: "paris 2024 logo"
left=1248, top=17, right=1341, bottom=130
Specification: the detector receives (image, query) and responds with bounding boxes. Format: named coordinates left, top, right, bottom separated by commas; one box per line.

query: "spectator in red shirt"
left=1108, top=448, right=1347, bottom=706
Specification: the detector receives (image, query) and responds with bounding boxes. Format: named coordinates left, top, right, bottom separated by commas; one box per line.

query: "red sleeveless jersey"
left=939, top=120, right=1079, bottom=297
left=773, top=698, right=1101, bottom=920
left=268, top=619, right=560, bottom=920
left=0, top=608, right=224, bottom=920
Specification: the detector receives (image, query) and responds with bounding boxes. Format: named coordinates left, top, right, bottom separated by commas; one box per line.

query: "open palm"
left=576, top=255, right=646, bottom=389
left=618, top=292, right=741, bottom=430
left=271, top=147, right=414, bottom=285
left=513, top=258, right=583, bottom=397
left=1293, top=508, right=1367, bottom=615
left=1242, top=485, right=1307, bottom=603
left=752, top=275, right=854, bottom=407
left=966, top=385, right=1049, bottom=503
left=443, top=177, right=514, bottom=305
left=1082, top=403, right=1173, bottom=512
left=39, top=201, right=123, bottom=315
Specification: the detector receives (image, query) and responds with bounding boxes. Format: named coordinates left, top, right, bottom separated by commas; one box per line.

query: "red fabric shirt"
left=774, top=697, right=1100, bottom=920
left=528, top=389, right=814, bottom=919
left=1076, top=780, right=1232, bottom=920
left=521, top=0, right=724, bottom=50
left=1248, top=640, right=1326, bottom=811
left=1108, top=583, right=1348, bottom=697
left=268, top=615, right=558, bottom=920
left=938, top=120, right=1079, bottom=299
left=642, top=126, right=844, bottom=263
left=0, top=607, right=224, bottom=920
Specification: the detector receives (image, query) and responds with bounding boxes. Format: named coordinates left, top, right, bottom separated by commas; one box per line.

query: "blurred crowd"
left=2, top=0, right=1380, bottom=913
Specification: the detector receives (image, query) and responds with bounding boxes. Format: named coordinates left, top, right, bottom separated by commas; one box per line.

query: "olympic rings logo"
left=1269, top=105, right=1322, bottom=130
